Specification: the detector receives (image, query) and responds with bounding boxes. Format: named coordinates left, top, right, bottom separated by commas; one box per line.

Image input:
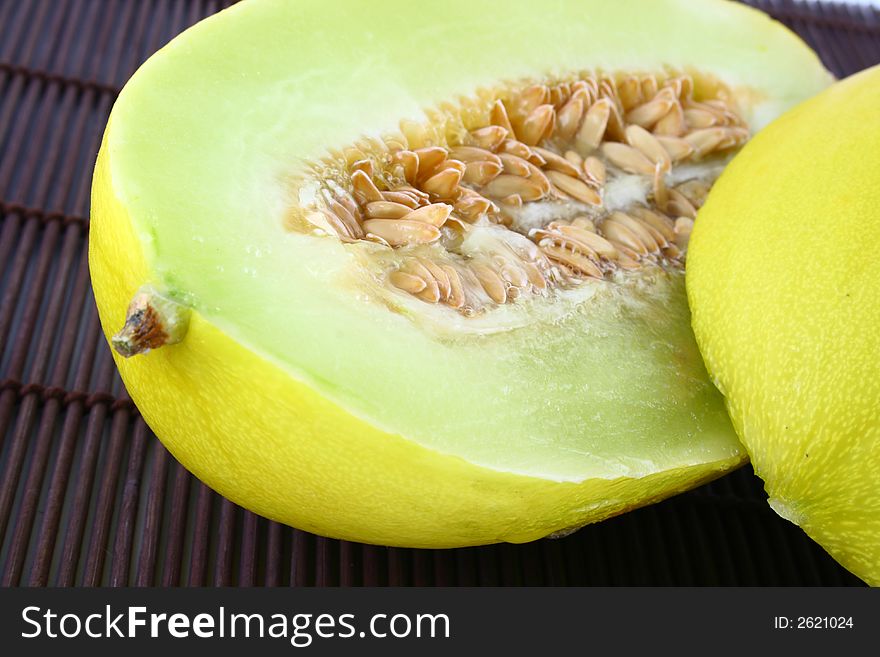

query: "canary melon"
left=688, top=64, right=880, bottom=585
left=90, top=0, right=831, bottom=547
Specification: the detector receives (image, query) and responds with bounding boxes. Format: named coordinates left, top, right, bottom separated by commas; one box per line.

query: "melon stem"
left=111, top=286, right=191, bottom=357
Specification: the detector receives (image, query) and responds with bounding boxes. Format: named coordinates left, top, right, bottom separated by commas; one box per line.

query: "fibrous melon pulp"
left=89, top=0, right=832, bottom=547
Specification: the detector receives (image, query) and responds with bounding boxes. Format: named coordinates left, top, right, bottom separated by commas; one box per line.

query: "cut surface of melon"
left=90, top=0, right=832, bottom=545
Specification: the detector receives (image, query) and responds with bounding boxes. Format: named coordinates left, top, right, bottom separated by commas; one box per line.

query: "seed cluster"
left=300, top=73, right=748, bottom=314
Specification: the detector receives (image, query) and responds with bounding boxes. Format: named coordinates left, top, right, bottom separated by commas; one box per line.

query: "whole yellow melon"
left=688, top=65, right=880, bottom=585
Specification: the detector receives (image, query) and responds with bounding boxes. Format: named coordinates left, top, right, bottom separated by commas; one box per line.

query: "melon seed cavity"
left=294, top=73, right=749, bottom=316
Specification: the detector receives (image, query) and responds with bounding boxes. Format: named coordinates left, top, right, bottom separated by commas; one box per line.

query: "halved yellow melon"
left=90, top=0, right=831, bottom=547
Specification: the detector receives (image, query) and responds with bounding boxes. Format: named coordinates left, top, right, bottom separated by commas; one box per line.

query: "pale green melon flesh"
left=101, top=0, right=830, bottom=481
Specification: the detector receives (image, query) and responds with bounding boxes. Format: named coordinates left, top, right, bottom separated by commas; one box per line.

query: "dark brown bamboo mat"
left=0, top=0, right=875, bottom=587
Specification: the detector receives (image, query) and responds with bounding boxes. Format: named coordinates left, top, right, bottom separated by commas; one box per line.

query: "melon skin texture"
left=90, top=0, right=830, bottom=547
left=688, top=65, right=880, bottom=585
